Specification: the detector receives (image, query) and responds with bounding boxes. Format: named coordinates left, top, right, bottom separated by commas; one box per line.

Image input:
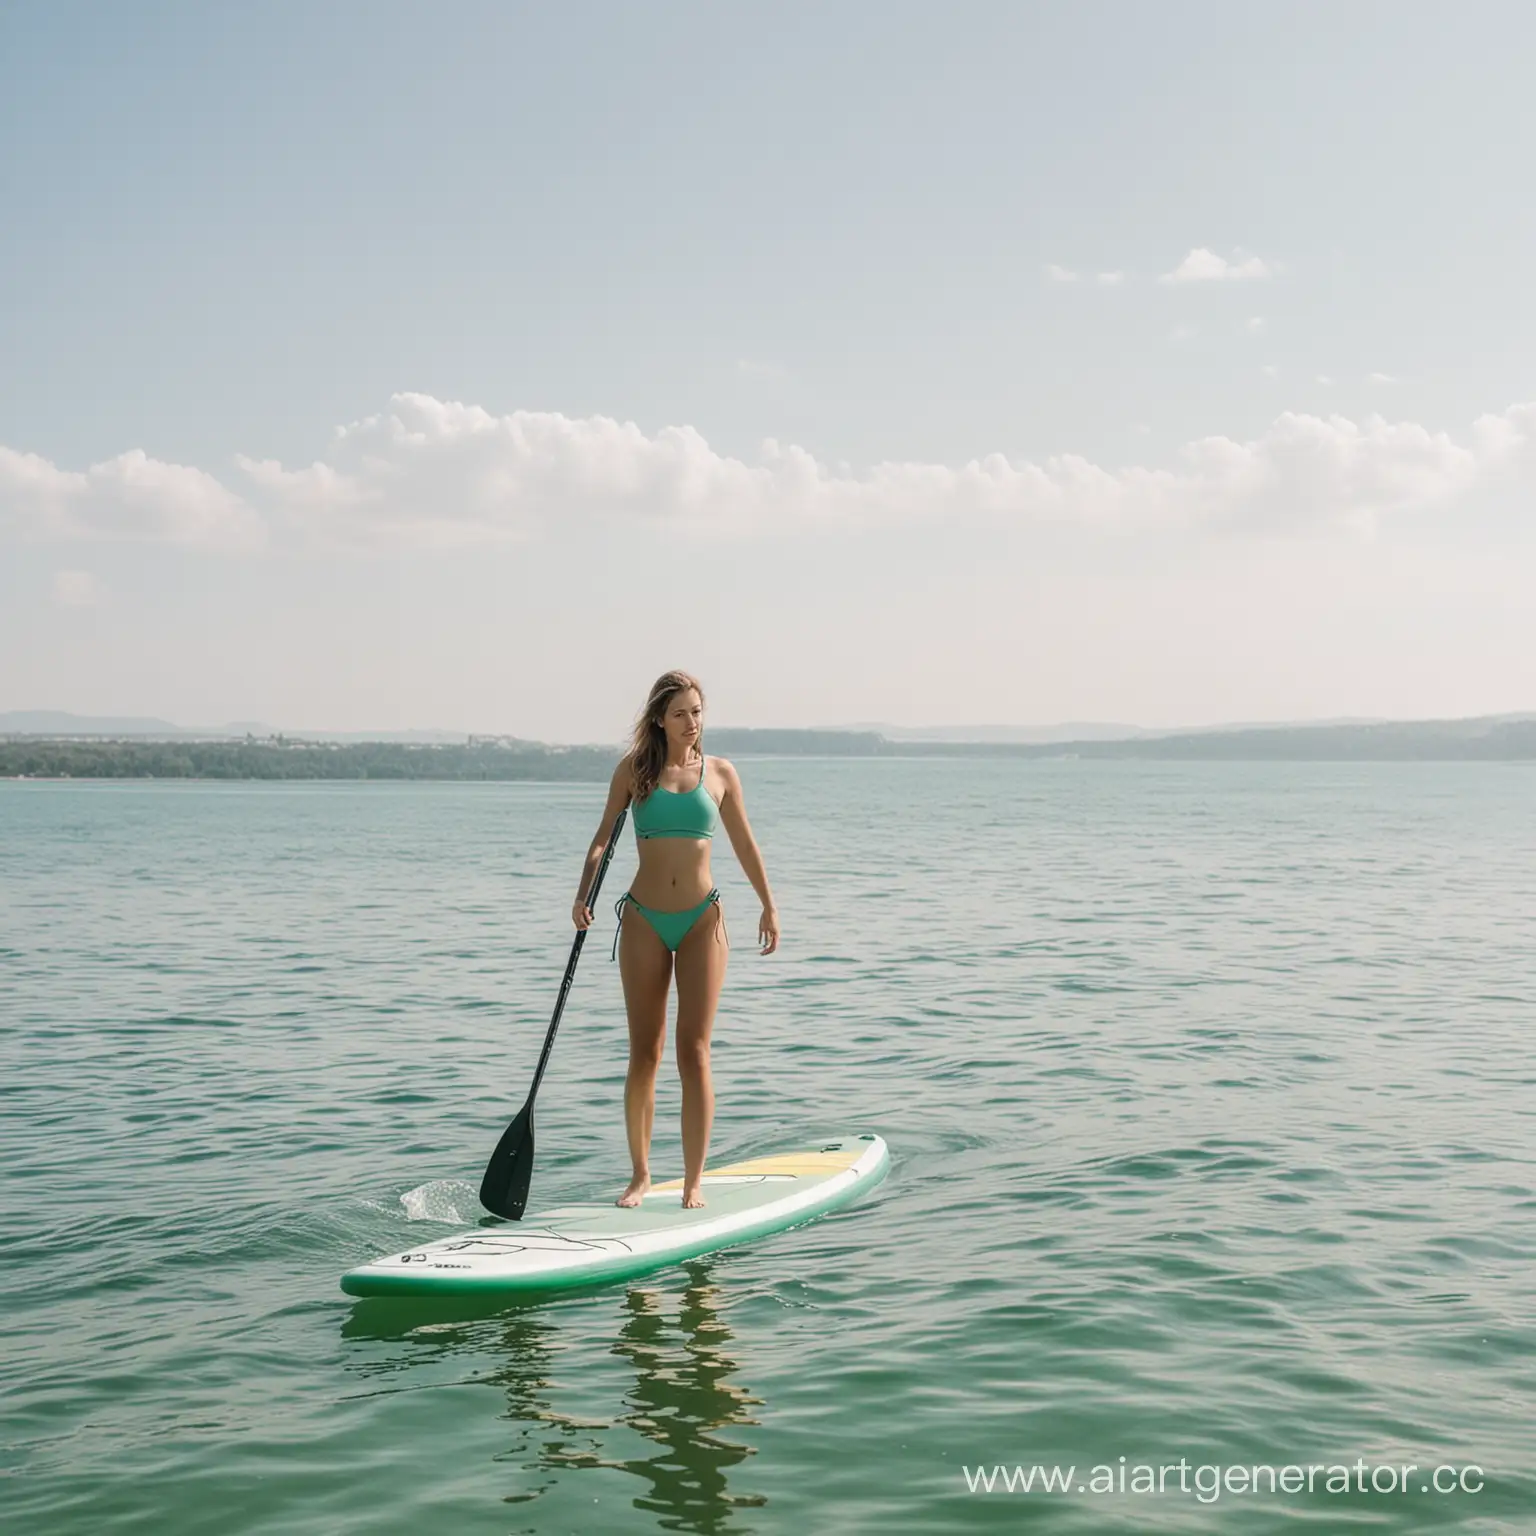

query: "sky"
left=2, top=0, right=1534, bottom=741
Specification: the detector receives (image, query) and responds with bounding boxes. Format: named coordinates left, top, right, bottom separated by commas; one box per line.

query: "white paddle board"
left=341, top=1133, right=888, bottom=1296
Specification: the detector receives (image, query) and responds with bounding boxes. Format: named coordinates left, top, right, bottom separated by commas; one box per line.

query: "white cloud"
left=1044, top=264, right=1078, bottom=283
left=1262, top=364, right=1279, bottom=378
left=1096, top=271, right=1125, bottom=285
left=237, top=393, right=1536, bottom=544
left=1369, top=372, right=1399, bottom=384
left=52, top=569, right=99, bottom=607
left=1316, top=374, right=1334, bottom=386
left=6, top=394, right=1536, bottom=551
left=1161, top=247, right=1273, bottom=283
left=1246, top=316, right=1266, bottom=333
left=0, top=445, right=262, bottom=550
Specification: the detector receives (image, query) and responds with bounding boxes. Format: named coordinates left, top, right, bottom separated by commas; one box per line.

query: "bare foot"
left=617, top=1173, right=650, bottom=1208
left=681, top=1184, right=706, bottom=1209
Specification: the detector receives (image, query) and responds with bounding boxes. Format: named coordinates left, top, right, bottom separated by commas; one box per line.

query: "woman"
left=573, top=671, right=779, bottom=1209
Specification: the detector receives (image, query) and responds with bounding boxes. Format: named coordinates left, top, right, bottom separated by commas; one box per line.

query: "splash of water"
left=399, top=1179, right=480, bottom=1225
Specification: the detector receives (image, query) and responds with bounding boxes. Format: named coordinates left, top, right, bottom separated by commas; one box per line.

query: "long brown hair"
left=628, top=670, right=706, bottom=802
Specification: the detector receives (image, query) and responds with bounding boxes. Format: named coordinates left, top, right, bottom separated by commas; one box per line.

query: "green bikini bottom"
left=612, top=889, right=721, bottom=956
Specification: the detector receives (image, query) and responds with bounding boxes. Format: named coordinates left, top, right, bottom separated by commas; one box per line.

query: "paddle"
left=478, top=804, right=629, bottom=1220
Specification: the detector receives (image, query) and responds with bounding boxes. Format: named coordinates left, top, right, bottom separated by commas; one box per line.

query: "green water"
left=3, top=763, right=1533, bottom=1533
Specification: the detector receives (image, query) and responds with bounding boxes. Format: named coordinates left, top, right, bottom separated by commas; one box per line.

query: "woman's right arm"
left=572, top=758, right=633, bottom=929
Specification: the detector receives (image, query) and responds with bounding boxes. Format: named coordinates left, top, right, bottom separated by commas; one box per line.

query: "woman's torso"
left=629, top=752, right=721, bottom=909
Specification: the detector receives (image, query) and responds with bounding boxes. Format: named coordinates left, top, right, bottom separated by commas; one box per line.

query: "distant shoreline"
left=1, top=718, right=1533, bottom=778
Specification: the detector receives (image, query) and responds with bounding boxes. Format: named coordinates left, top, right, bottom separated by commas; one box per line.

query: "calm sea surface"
left=2, top=762, right=1533, bottom=1534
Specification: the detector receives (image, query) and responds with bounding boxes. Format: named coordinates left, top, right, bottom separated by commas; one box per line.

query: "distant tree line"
left=0, top=739, right=618, bottom=781
left=2, top=719, right=1532, bottom=780
left=1026, top=719, right=1536, bottom=761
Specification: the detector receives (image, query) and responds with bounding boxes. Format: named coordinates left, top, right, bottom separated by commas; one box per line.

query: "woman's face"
left=660, top=688, right=704, bottom=751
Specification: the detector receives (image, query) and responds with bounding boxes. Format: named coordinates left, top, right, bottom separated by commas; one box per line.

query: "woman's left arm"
left=715, top=758, right=779, bottom=955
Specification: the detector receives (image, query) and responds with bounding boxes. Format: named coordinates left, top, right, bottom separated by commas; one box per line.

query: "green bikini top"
left=633, top=754, right=719, bottom=840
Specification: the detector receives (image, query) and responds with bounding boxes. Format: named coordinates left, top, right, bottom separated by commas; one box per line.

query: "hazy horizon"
left=4, top=3, right=1534, bottom=740
left=5, top=706, right=1534, bottom=750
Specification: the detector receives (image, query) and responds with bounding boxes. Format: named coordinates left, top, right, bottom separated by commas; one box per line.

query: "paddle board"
left=341, top=1133, right=888, bottom=1297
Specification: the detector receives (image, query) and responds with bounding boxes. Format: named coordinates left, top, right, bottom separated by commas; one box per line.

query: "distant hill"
left=705, top=728, right=885, bottom=755
left=2, top=713, right=1534, bottom=776
left=11, top=709, right=1532, bottom=751
left=0, top=711, right=469, bottom=743
left=0, top=737, right=609, bottom=782
left=0, top=710, right=189, bottom=736
left=839, top=716, right=1425, bottom=743
left=838, top=720, right=1156, bottom=743
left=1023, top=716, right=1536, bottom=761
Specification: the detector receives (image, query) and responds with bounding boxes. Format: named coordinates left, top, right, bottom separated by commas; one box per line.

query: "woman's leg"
left=617, top=902, right=673, bottom=1206
left=672, top=901, right=729, bottom=1207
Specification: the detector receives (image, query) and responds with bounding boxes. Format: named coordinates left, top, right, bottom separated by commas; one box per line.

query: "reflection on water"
left=603, top=1266, right=764, bottom=1531
left=341, top=1262, right=763, bottom=1533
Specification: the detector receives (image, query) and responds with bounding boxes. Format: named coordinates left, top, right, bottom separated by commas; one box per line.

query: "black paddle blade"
left=479, top=1101, right=535, bottom=1219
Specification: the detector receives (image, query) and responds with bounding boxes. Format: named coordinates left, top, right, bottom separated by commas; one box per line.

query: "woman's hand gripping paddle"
left=479, top=805, right=629, bottom=1219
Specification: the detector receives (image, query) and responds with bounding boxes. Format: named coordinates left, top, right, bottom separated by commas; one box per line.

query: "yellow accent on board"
left=650, top=1146, right=861, bottom=1192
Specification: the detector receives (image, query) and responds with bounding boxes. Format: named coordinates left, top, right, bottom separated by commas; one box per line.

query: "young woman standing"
left=572, top=671, right=779, bottom=1208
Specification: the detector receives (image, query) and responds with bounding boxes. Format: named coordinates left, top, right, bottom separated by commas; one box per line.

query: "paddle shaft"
left=522, top=803, right=629, bottom=1107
